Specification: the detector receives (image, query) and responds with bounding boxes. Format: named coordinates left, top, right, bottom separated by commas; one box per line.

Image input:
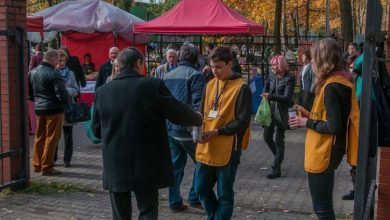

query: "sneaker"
left=189, top=202, right=204, bottom=210
left=342, top=190, right=354, bottom=200
left=170, top=203, right=188, bottom=212
left=42, top=168, right=62, bottom=176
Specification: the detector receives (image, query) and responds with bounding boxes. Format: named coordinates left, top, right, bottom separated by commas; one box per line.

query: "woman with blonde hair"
left=289, top=38, right=359, bottom=219
left=55, top=49, right=80, bottom=167
left=262, top=55, right=295, bottom=179
left=106, top=58, right=120, bottom=83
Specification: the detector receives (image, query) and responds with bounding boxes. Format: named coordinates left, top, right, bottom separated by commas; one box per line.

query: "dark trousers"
left=109, top=190, right=159, bottom=220
left=54, top=126, right=73, bottom=163
left=195, top=152, right=239, bottom=220
left=307, top=147, right=344, bottom=220
left=263, top=120, right=285, bottom=167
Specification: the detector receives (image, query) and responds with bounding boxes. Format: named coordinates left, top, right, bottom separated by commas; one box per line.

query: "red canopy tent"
left=133, top=0, right=264, bottom=35
left=27, top=16, right=44, bottom=38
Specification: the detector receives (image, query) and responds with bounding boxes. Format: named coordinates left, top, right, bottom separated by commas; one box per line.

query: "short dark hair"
left=207, top=43, right=215, bottom=50
left=61, top=47, right=70, bottom=56
left=349, top=42, right=358, bottom=49
left=84, top=53, right=91, bottom=59
left=209, top=47, right=233, bottom=64
left=179, top=43, right=198, bottom=65
left=117, top=47, right=144, bottom=70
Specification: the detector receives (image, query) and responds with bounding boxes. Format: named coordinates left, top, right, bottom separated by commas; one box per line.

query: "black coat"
left=66, top=56, right=86, bottom=88
left=91, top=68, right=202, bottom=192
left=263, top=72, right=295, bottom=109
left=95, top=60, right=112, bottom=90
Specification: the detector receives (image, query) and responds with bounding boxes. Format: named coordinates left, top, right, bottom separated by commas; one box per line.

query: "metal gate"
left=0, top=25, right=29, bottom=192
left=354, top=0, right=386, bottom=219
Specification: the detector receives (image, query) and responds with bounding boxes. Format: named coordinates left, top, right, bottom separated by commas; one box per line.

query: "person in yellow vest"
left=195, top=47, right=252, bottom=220
left=288, top=38, right=359, bottom=220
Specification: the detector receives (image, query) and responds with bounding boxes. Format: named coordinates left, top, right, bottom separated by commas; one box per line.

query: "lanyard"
left=214, top=80, right=229, bottom=110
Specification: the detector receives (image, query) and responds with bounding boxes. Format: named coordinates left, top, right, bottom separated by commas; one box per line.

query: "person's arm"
left=66, top=71, right=80, bottom=97
left=157, top=80, right=202, bottom=126
left=263, top=75, right=270, bottom=93
left=217, top=85, right=252, bottom=135
left=95, top=65, right=105, bottom=90
left=190, top=73, right=206, bottom=111
left=306, top=83, right=351, bottom=135
left=309, top=67, right=316, bottom=93
left=268, top=75, right=295, bottom=104
left=28, top=73, right=34, bottom=101
left=53, top=71, right=69, bottom=105
left=91, top=94, right=101, bottom=139
left=74, top=57, right=86, bottom=88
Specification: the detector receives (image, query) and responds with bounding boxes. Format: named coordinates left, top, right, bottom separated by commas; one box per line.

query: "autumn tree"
left=339, top=0, right=353, bottom=42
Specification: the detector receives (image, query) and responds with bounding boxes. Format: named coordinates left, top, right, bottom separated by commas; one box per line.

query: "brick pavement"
left=0, top=123, right=354, bottom=219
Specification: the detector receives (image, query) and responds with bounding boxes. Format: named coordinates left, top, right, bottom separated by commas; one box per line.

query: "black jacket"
left=67, top=56, right=86, bottom=88
left=28, top=62, right=69, bottom=115
left=95, top=60, right=112, bottom=90
left=263, top=72, right=295, bottom=109
left=91, top=68, right=202, bottom=192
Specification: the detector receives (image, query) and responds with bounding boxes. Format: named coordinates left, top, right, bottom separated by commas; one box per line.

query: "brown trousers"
left=32, top=113, right=63, bottom=174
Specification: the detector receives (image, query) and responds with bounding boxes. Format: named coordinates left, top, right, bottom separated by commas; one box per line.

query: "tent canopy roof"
left=27, top=16, right=43, bottom=33
left=133, top=0, right=264, bottom=35
left=33, top=0, right=145, bottom=40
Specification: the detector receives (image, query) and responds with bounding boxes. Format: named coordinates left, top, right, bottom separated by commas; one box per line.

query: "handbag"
left=65, top=101, right=90, bottom=123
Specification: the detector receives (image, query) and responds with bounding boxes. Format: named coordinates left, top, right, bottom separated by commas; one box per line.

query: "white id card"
left=208, top=110, right=218, bottom=118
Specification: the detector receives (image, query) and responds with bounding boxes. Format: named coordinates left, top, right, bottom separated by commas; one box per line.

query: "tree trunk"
left=305, top=0, right=310, bottom=37
left=274, top=0, right=282, bottom=54
left=282, top=0, right=288, bottom=52
left=339, top=0, right=354, bottom=42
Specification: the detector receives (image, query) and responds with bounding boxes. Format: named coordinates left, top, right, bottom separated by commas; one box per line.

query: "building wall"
left=0, top=0, right=29, bottom=190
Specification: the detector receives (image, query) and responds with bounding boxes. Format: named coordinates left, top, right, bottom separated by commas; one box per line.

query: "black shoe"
left=342, top=190, right=354, bottom=200
left=267, top=171, right=281, bottom=179
left=64, top=162, right=70, bottom=168
left=189, top=202, right=204, bottom=210
left=170, top=203, right=188, bottom=213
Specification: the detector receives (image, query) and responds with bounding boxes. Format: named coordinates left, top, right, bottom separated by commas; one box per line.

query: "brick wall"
left=377, top=5, right=390, bottom=220
left=0, top=0, right=29, bottom=190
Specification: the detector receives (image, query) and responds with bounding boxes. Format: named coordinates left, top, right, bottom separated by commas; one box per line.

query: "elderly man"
left=155, top=49, right=178, bottom=79
left=163, top=43, right=206, bottom=211
left=95, top=47, right=120, bottom=89
left=91, top=47, right=202, bottom=220
left=29, top=49, right=69, bottom=176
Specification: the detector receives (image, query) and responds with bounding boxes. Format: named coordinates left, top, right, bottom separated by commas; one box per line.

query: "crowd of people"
left=27, top=37, right=388, bottom=220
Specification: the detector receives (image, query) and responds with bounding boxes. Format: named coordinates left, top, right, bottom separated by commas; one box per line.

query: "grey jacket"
left=300, top=63, right=315, bottom=93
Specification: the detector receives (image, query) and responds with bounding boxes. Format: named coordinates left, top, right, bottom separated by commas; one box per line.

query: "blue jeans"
left=168, top=136, right=199, bottom=209
left=308, top=147, right=344, bottom=220
left=195, top=152, right=240, bottom=220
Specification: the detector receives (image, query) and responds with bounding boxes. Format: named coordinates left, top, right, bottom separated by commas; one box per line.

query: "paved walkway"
left=0, top=123, right=354, bottom=219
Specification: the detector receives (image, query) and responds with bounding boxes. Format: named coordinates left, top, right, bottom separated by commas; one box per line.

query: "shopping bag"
left=254, top=98, right=271, bottom=126
left=84, top=105, right=101, bottom=144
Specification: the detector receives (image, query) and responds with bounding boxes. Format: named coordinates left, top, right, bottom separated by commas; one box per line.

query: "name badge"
left=208, top=110, right=218, bottom=119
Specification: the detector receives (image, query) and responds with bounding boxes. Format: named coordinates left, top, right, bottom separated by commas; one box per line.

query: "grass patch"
left=1, top=181, right=95, bottom=195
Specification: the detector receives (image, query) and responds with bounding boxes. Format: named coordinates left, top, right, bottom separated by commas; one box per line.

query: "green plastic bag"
left=254, top=98, right=271, bottom=126
left=85, top=105, right=101, bottom=144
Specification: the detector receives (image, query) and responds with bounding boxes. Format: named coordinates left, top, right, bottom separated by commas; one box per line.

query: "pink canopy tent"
left=33, top=0, right=148, bottom=68
left=133, top=0, right=264, bottom=35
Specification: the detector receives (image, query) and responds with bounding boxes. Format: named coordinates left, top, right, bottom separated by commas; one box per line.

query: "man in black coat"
left=95, top=46, right=120, bottom=90
left=62, top=47, right=86, bottom=88
left=91, top=47, right=202, bottom=220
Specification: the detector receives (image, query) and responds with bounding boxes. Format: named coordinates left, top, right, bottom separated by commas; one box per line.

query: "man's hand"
left=197, top=129, right=218, bottom=143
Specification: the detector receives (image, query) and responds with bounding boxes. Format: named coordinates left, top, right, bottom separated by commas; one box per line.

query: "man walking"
left=95, top=47, right=120, bottom=89
left=155, top=49, right=178, bottom=79
left=163, top=43, right=206, bottom=211
left=195, top=47, right=252, bottom=220
left=91, top=47, right=202, bottom=220
left=29, top=49, right=69, bottom=176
